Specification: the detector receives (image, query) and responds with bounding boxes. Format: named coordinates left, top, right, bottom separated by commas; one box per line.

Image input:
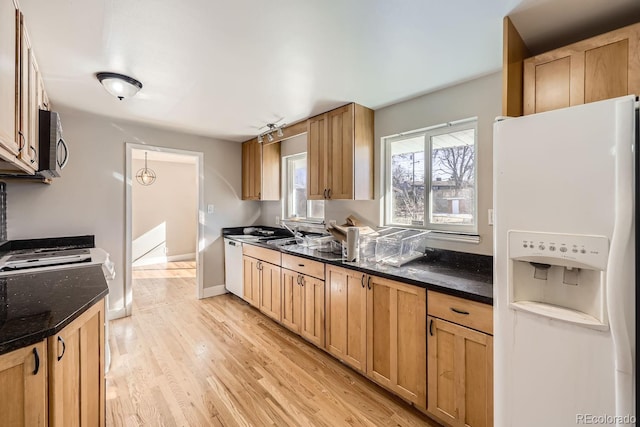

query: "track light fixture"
left=257, top=122, right=286, bottom=144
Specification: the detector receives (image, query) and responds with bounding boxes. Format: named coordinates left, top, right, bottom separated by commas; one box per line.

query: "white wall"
left=325, top=72, right=501, bottom=255
left=132, top=157, right=197, bottom=262
left=6, top=106, right=261, bottom=318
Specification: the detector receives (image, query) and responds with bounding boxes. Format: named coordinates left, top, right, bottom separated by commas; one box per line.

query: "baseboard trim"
left=108, top=307, right=127, bottom=320
left=201, top=284, right=227, bottom=299
left=133, top=252, right=196, bottom=267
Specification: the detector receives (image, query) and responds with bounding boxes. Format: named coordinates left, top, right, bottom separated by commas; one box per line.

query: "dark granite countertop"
left=0, top=265, right=109, bottom=355
left=222, top=227, right=493, bottom=305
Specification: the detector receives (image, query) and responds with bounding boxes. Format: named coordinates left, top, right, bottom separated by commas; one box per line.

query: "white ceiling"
left=18, top=0, right=640, bottom=143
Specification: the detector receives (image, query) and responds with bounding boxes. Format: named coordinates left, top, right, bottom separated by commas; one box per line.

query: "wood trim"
left=503, top=16, right=530, bottom=117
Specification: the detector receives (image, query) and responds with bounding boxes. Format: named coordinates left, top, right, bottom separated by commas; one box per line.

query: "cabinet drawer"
left=427, top=291, right=493, bottom=335
left=243, top=244, right=281, bottom=266
left=282, top=254, right=325, bottom=280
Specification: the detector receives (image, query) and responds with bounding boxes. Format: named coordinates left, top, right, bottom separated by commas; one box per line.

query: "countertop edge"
left=0, top=290, right=108, bottom=355
left=236, top=239, right=493, bottom=305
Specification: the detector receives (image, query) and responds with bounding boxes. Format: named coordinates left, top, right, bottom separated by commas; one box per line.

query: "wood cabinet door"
left=261, top=141, right=280, bottom=201
left=16, top=15, right=36, bottom=172
left=0, top=340, right=47, bottom=427
left=300, top=274, right=325, bottom=348
left=366, top=275, right=426, bottom=409
left=307, top=113, right=328, bottom=200
left=325, top=265, right=367, bottom=372
left=241, top=140, right=262, bottom=200
left=281, top=269, right=302, bottom=333
left=427, top=316, right=493, bottom=427
left=0, top=0, right=20, bottom=156
left=327, top=104, right=354, bottom=200
left=242, top=255, right=260, bottom=308
left=259, top=261, right=281, bottom=322
left=49, top=299, right=105, bottom=427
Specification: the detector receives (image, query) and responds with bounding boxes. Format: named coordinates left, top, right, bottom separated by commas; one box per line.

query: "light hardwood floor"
left=106, top=262, right=439, bottom=426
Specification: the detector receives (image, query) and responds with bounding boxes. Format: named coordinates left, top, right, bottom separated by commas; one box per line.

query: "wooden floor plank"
left=106, top=262, right=439, bottom=426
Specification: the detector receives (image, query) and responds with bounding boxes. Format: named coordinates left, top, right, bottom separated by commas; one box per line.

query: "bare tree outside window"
left=431, top=129, right=475, bottom=225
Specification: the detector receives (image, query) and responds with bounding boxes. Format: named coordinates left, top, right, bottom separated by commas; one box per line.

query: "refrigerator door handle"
left=605, top=97, right=636, bottom=423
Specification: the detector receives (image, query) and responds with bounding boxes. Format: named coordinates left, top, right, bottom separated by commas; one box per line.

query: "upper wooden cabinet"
left=504, top=17, right=640, bottom=116
left=307, top=103, right=374, bottom=200
left=523, top=22, right=640, bottom=114
left=241, top=139, right=280, bottom=200
left=0, top=0, right=20, bottom=160
left=0, top=1, right=47, bottom=174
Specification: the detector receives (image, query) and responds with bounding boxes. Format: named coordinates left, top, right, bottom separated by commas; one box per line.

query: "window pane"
left=430, top=129, right=475, bottom=226
left=290, top=156, right=307, bottom=218
left=389, top=136, right=425, bottom=225
left=285, top=153, right=324, bottom=221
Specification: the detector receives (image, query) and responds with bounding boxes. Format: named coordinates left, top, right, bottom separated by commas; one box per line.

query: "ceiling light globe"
left=96, top=72, right=143, bottom=100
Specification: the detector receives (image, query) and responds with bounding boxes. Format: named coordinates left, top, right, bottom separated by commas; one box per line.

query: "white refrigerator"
left=493, top=95, right=637, bottom=426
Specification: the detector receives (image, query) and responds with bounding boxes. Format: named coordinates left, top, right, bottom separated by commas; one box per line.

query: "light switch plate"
left=488, top=209, right=494, bottom=226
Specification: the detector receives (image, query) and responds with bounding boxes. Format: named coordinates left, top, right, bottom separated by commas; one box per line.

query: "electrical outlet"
left=488, top=209, right=494, bottom=226
left=207, top=204, right=214, bottom=214
left=275, top=216, right=280, bottom=225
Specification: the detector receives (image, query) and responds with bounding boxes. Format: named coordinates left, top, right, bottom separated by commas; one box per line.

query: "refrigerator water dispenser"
left=508, top=230, right=609, bottom=330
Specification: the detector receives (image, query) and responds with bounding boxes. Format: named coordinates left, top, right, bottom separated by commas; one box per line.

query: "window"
left=384, top=118, right=477, bottom=234
left=283, top=153, right=324, bottom=221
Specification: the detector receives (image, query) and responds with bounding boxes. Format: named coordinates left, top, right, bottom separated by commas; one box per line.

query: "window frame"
left=383, top=118, right=478, bottom=234
left=282, top=152, right=324, bottom=223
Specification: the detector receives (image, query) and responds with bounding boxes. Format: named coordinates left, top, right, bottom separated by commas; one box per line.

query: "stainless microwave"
left=38, top=110, right=68, bottom=178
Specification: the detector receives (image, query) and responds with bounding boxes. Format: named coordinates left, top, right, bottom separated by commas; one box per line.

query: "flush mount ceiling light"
left=136, top=152, right=156, bottom=186
left=96, top=72, right=143, bottom=100
left=257, top=122, right=286, bottom=144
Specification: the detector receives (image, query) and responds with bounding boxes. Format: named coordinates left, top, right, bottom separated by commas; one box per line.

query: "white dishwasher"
left=224, top=238, right=243, bottom=297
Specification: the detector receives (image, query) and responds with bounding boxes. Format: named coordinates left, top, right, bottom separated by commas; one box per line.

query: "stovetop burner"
left=0, top=248, right=92, bottom=272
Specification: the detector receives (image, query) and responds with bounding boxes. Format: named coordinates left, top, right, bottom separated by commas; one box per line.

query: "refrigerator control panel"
left=508, top=230, right=609, bottom=270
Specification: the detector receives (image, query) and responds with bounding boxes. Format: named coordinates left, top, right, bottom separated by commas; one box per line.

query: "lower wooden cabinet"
left=325, top=266, right=427, bottom=409
left=242, top=250, right=281, bottom=321
left=242, top=255, right=260, bottom=308
left=367, top=275, right=427, bottom=410
left=427, top=290, right=493, bottom=427
left=0, top=340, right=47, bottom=427
left=48, top=298, right=106, bottom=427
left=325, top=265, right=367, bottom=372
left=282, top=268, right=326, bottom=348
left=259, top=261, right=281, bottom=322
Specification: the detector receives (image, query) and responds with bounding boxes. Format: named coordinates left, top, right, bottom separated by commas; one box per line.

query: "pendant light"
left=96, top=72, right=143, bottom=100
left=136, top=152, right=156, bottom=186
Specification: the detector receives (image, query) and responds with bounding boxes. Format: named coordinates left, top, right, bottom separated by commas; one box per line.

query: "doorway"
left=125, top=143, right=204, bottom=316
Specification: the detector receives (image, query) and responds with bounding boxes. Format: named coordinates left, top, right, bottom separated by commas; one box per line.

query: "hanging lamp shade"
left=96, top=72, right=143, bottom=100
left=136, top=152, right=156, bottom=185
